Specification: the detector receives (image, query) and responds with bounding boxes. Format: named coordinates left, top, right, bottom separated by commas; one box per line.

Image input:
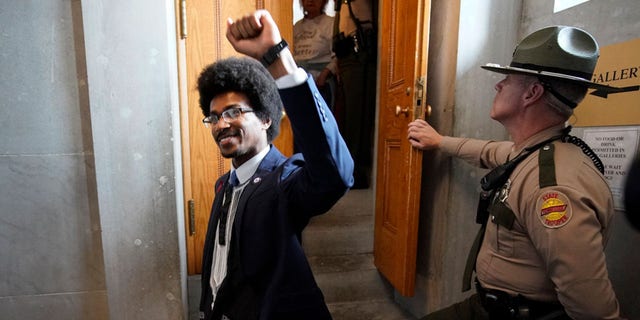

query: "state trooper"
left=408, top=26, right=636, bottom=319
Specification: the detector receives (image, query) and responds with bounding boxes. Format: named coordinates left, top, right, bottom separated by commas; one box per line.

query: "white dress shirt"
left=210, top=146, right=270, bottom=309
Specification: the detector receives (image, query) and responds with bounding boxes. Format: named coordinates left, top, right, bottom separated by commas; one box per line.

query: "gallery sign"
left=574, top=38, right=640, bottom=127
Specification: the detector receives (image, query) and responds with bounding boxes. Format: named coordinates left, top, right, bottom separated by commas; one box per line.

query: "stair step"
left=302, top=217, right=373, bottom=256
left=304, top=189, right=417, bottom=319
left=327, top=299, right=418, bottom=320
left=314, top=266, right=392, bottom=303
left=308, top=253, right=375, bottom=274
left=325, top=189, right=375, bottom=218
left=303, top=191, right=375, bottom=257
left=309, top=208, right=373, bottom=227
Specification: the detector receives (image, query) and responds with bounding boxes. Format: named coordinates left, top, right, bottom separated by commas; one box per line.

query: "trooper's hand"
left=226, top=10, right=282, bottom=60
left=407, top=119, right=442, bottom=150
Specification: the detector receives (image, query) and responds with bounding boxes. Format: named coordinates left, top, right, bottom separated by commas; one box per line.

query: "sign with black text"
left=583, top=127, right=639, bottom=210
left=574, top=38, right=640, bottom=127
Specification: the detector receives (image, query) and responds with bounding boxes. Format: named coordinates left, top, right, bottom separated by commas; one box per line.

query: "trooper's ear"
left=522, top=81, right=546, bottom=107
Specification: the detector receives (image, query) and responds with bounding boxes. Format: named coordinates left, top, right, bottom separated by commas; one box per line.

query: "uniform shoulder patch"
left=537, top=191, right=572, bottom=228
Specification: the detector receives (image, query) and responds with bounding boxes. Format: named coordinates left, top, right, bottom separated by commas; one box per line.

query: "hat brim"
left=481, top=63, right=614, bottom=91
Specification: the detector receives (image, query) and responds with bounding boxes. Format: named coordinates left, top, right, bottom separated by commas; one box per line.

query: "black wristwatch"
left=260, top=40, right=288, bottom=67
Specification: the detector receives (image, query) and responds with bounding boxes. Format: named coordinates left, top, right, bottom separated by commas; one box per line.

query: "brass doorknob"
left=395, top=105, right=409, bottom=116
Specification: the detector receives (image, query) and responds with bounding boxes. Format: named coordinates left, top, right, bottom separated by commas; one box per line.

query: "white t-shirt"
left=293, top=14, right=337, bottom=77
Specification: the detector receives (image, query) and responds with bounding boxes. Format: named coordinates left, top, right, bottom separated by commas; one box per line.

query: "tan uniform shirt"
left=440, top=125, right=620, bottom=319
left=338, top=0, right=373, bottom=36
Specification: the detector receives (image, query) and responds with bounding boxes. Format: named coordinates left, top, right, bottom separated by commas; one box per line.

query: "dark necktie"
left=218, top=171, right=238, bottom=245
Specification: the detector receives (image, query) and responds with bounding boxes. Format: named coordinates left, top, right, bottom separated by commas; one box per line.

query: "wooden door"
left=177, top=0, right=294, bottom=275
left=374, top=0, right=431, bottom=296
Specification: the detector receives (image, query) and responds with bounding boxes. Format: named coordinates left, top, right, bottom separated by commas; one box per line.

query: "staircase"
left=302, top=188, right=417, bottom=320
left=187, top=188, right=417, bottom=320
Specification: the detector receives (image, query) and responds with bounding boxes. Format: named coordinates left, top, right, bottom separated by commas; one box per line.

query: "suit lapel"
left=201, top=172, right=231, bottom=285
left=232, top=147, right=287, bottom=245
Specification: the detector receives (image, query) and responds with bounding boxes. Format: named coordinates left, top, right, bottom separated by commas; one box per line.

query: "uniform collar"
left=511, top=124, right=567, bottom=158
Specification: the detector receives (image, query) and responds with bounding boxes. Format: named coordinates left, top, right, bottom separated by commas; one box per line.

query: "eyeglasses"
left=202, top=107, right=254, bottom=127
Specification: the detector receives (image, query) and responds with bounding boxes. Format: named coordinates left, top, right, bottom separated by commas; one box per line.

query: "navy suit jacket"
left=200, top=75, right=354, bottom=320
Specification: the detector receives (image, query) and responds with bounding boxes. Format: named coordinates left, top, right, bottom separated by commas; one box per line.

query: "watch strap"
left=260, top=39, right=288, bottom=67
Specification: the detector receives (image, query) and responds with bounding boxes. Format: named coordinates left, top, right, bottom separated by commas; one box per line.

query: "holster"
left=332, top=28, right=377, bottom=58
left=332, top=32, right=354, bottom=58
left=476, top=190, right=493, bottom=224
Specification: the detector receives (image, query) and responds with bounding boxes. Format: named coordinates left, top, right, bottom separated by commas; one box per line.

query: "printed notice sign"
left=574, top=38, right=640, bottom=127
left=583, top=127, right=639, bottom=210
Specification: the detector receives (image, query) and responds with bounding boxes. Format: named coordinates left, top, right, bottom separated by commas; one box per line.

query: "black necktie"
left=218, top=171, right=238, bottom=245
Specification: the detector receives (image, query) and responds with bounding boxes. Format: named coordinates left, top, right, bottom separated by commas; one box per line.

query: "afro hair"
left=197, top=57, right=283, bottom=142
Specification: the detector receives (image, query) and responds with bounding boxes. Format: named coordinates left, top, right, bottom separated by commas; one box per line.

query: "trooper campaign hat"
left=482, top=25, right=637, bottom=102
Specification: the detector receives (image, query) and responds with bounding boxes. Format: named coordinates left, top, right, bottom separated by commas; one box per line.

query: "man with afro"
left=197, top=10, right=354, bottom=320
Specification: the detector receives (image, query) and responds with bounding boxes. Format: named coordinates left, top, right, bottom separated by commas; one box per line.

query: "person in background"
left=293, top=0, right=338, bottom=110
left=333, top=0, right=377, bottom=189
left=624, top=153, right=640, bottom=231
left=409, top=26, right=624, bottom=319
left=197, top=10, right=353, bottom=320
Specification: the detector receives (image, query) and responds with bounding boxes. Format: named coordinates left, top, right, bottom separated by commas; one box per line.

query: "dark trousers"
left=337, top=49, right=376, bottom=188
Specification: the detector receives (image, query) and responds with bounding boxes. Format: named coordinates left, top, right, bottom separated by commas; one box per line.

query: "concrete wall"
left=403, top=0, right=640, bottom=318
left=0, top=0, right=185, bottom=319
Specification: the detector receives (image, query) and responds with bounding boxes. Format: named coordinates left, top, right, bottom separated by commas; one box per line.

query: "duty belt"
left=475, top=281, right=568, bottom=320
left=333, top=29, right=376, bottom=58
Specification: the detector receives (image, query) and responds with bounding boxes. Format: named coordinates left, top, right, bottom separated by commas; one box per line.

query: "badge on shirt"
left=538, top=191, right=572, bottom=228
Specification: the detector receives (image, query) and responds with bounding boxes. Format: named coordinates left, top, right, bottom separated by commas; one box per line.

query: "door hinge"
left=179, top=0, right=187, bottom=39
left=188, top=199, right=195, bottom=235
